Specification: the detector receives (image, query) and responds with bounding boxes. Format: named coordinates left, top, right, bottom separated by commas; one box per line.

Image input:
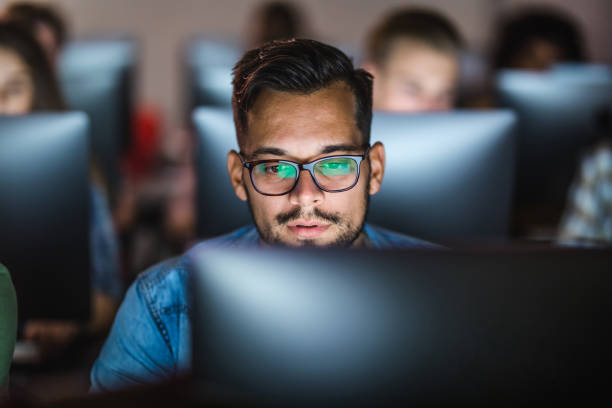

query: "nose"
left=288, top=169, right=324, bottom=208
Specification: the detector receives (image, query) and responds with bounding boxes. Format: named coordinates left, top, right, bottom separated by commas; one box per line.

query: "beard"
left=245, top=176, right=370, bottom=248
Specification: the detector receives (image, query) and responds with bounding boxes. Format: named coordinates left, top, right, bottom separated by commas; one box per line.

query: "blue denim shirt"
left=90, top=224, right=435, bottom=392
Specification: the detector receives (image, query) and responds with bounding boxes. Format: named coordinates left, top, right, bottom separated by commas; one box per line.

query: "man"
left=90, top=39, right=434, bottom=391
left=362, top=8, right=462, bottom=112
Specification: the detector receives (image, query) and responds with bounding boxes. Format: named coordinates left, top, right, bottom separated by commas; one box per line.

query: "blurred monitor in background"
left=496, top=67, right=612, bottom=238
left=0, top=113, right=91, bottom=325
left=58, top=37, right=137, bottom=201
left=1, top=1, right=68, bottom=66
left=0, top=21, right=122, bottom=361
left=368, top=110, right=516, bottom=244
left=184, top=37, right=241, bottom=111
left=362, top=7, right=463, bottom=112
left=245, top=1, right=307, bottom=49
left=491, top=7, right=585, bottom=71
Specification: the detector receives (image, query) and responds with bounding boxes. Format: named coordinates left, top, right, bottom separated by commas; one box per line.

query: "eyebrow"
left=249, top=144, right=364, bottom=159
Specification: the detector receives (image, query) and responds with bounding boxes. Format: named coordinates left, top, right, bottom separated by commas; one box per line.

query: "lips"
left=287, top=220, right=330, bottom=238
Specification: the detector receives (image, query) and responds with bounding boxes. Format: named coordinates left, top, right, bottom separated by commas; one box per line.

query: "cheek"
left=8, top=89, right=34, bottom=114
left=249, top=192, right=285, bottom=224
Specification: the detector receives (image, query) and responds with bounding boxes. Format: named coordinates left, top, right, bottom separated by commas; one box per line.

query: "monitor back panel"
left=0, top=113, right=91, bottom=321
left=59, top=38, right=136, bottom=200
left=368, top=111, right=516, bottom=242
left=191, top=247, right=612, bottom=405
left=193, top=107, right=251, bottom=237
left=496, top=67, right=612, bottom=215
left=185, top=38, right=241, bottom=114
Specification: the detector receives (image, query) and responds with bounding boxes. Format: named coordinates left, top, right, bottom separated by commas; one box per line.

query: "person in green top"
left=0, top=263, right=17, bottom=395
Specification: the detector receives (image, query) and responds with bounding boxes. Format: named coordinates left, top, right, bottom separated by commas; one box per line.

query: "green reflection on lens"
left=254, top=162, right=297, bottom=179
left=276, top=163, right=297, bottom=178
left=315, top=158, right=356, bottom=176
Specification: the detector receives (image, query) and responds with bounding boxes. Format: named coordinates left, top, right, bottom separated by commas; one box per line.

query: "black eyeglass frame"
left=239, top=145, right=371, bottom=196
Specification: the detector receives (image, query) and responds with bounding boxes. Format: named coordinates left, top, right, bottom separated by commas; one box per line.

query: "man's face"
left=369, top=38, right=459, bottom=112
left=227, top=82, right=385, bottom=247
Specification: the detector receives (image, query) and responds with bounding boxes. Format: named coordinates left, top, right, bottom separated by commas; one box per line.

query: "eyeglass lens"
left=251, top=157, right=359, bottom=194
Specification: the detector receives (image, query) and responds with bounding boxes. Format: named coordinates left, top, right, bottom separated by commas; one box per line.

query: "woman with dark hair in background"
left=0, top=21, right=122, bottom=358
left=2, top=1, right=67, bottom=65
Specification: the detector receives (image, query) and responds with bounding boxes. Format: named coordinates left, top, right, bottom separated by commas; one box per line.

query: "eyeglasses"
left=240, top=146, right=371, bottom=196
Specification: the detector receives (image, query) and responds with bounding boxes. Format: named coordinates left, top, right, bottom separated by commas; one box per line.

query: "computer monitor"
left=495, top=66, right=612, bottom=228
left=192, top=107, right=250, bottom=238
left=368, top=110, right=516, bottom=242
left=184, top=37, right=241, bottom=116
left=191, top=246, right=611, bottom=405
left=0, top=113, right=91, bottom=322
left=59, top=37, right=137, bottom=202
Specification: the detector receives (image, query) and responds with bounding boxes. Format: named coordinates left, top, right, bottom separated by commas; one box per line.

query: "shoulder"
left=364, top=223, right=441, bottom=249
left=134, top=225, right=260, bottom=310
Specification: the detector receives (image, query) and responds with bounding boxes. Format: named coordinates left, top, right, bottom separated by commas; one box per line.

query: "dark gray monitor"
left=495, top=66, right=612, bottom=226
left=59, top=38, right=136, bottom=202
left=368, top=111, right=516, bottom=242
left=184, top=38, right=241, bottom=116
left=0, top=113, right=90, bottom=322
left=193, top=107, right=250, bottom=238
left=191, top=247, right=612, bottom=406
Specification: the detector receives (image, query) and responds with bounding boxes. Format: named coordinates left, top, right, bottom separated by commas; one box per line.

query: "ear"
left=227, top=150, right=248, bottom=201
left=367, top=142, right=385, bottom=195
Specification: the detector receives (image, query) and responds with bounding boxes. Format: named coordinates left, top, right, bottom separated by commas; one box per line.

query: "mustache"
left=276, top=207, right=341, bottom=225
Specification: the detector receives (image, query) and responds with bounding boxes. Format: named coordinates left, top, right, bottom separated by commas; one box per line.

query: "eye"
left=255, top=163, right=296, bottom=178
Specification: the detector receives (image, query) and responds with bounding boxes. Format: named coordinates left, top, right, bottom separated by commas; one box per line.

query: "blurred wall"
left=1, top=0, right=610, bottom=131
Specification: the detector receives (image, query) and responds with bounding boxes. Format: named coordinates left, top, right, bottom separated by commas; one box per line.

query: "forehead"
left=244, top=82, right=362, bottom=156
left=384, top=38, right=458, bottom=77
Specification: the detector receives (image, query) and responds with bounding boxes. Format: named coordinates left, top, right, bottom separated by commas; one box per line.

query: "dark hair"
left=4, top=2, right=68, bottom=48
left=0, top=21, right=66, bottom=110
left=365, top=7, right=463, bottom=66
left=492, top=7, right=585, bottom=69
left=232, top=38, right=373, bottom=148
left=252, top=1, right=304, bottom=46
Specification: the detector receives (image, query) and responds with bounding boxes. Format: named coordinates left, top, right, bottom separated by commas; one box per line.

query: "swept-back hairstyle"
left=365, top=7, right=463, bottom=67
left=0, top=21, right=65, bottom=110
left=232, top=38, right=373, bottom=149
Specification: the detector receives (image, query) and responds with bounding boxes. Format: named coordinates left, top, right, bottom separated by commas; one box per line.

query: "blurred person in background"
left=558, top=140, right=612, bottom=246
left=362, top=7, right=463, bottom=112
left=0, top=22, right=122, bottom=358
left=491, top=7, right=585, bottom=71
left=245, top=1, right=306, bottom=48
left=1, top=1, right=67, bottom=66
left=0, top=263, right=17, bottom=398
